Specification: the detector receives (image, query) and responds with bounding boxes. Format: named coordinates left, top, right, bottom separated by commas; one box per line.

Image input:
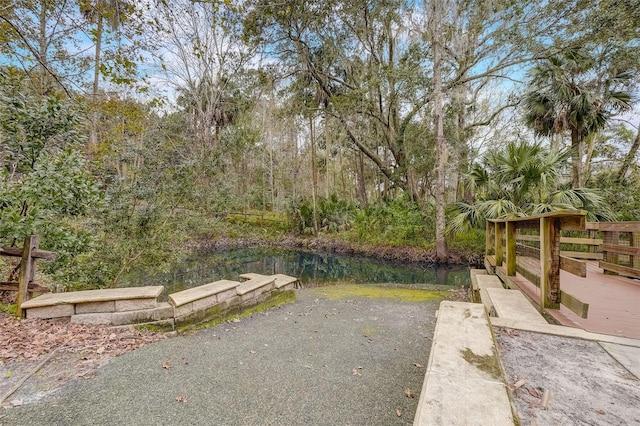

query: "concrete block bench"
left=485, top=287, right=547, bottom=324
left=21, top=286, right=165, bottom=320
left=236, top=276, right=277, bottom=303
left=169, top=280, right=241, bottom=320
left=239, top=273, right=300, bottom=290
left=413, top=301, right=514, bottom=425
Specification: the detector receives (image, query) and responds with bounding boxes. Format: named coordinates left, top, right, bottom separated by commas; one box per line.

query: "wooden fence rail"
left=486, top=210, right=590, bottom=318
left=0, top=235, right=54, bottom=317
left=588, top=221, right=640, bottom=279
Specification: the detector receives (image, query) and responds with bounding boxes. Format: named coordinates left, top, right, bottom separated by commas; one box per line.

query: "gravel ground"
left=496, top=328, right=640, bottom=426
left=0, top=288, right=438, bottom=426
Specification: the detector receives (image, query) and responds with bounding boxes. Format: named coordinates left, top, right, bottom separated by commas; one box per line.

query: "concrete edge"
left=490, top=317, right=640, bottom=348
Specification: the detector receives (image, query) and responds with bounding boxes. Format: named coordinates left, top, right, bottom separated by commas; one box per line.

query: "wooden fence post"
left=16, top=235, right=39, bottom=317
left=506, top=221, right=516, bottom=276
left=540, top=218, right=560, bottom=310
left=494, top=222, right=504, bottom=267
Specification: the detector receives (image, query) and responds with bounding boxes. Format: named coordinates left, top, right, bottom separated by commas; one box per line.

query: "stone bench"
left=485, top=287, right=547, bottom=324
left=236, top=276, right=276, bottom=302
left=169, top=280, right=241, bottom=319
left=239, top=273, right=300, bottom=289
left=21, top=286, right=165, bottom=319
left=475, top=274, right=504, bottom=316
left=414, top=301, right=514, bottom=425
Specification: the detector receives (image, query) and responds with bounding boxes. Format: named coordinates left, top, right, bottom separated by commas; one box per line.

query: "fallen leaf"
left=596, top=409, right=606, bottom=415
left=527, top=386, right=541, bottom=398
left=405, top=388, right=414, bottom=398
left=108, top=333, right=117, bottom=340
left=231, top=318, right=240, bottom=323
left=413, top=363, right=424, bottom=368
left=96, top=346, right=105, bottom=355
left=249, top=350, right=257, bottom=354
left=509, top=378, right=527, bottom=390
left=352, top=368, right=362, bottom=376
left=162, top=361, right=172, bottom=369
left=396, top=408, right=403, bottom=417
left=367, top=338, right=374, bottom=343
left=541, top=389, right=550, bottom=410
left=175, top=395, right=188, bottom=403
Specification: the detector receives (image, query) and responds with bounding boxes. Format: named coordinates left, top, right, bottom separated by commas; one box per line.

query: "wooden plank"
left=0, top=247, right=55, bottom=259
left=0, top=282, right=50, bottom=293
left=586, top=222, right=600, bottom=230
left=596, top=222, right=640, bottom=232
left=558, top=215, right=587, bottom=231
left=560, top=237, right=603, bottom=245
left=560, top=290, right=589, bottom=319
left=516, top=234, right=540, bottom=242
left=559, top=255, right=587, bottom=278
left=598, top=261, right=640, bottom=280
left=560, top=251, right=603, bottom=260
left=601, top=244, right=640, bottom=256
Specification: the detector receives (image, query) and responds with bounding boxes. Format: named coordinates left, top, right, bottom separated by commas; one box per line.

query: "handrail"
left=485, top=210, right=588, bottom=317
left=588, top=222, right=640, bottom=279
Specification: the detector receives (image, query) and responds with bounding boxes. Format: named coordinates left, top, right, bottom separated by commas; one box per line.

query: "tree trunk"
left=310, top=115, right=319, bottom=235
left=617, top=125, right=640, bottom=183
left=430, top=0, right=449, bottom=263
left=571, top=128, right=582, bottom=188
left=89, top=14, right=104, bottom=150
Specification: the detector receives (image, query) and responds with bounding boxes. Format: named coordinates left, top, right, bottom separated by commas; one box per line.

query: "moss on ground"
left=460, top=347, right=502, bottom=380
left=307, top=284, right=449, bottom=302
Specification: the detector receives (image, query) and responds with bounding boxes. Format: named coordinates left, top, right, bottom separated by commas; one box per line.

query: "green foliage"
left=287, top=195, right=355, bottom=235
left=0, top=87, right=102, bottom=289
left=589, top=169, right=640, bottom=221
left=351, top=197, right=434, bottom=246
left=450, top=141, right=614, bottom=234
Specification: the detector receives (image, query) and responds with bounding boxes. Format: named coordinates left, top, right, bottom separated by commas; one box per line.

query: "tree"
left=523, top=47, right=635, bottom=188
left=79, top=0, right=136, bottom=148
left=449, top=140, right=613, bottom=233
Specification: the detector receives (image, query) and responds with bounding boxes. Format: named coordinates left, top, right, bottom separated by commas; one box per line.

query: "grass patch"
left=308, top=283, right=450, bottom=302
left=460, top=347, right=502, bottom=380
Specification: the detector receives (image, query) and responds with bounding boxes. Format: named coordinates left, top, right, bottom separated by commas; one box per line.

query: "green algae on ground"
left=308, top=284, right=450, bottom=302
left=460, top=347, right=502, bottom=380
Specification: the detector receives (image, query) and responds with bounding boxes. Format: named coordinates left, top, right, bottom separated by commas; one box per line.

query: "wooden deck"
left=496, top=262, right=640, bottom=340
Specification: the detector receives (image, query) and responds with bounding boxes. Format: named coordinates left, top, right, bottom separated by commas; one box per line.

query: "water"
left=122, top=247, right=471, bottom=295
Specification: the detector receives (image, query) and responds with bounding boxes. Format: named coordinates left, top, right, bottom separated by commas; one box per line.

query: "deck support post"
left=540, top=218, right=560, bottom=309
left=506, top=221, right=516, bottom=276
left=494, top=222, right=504, bottom=267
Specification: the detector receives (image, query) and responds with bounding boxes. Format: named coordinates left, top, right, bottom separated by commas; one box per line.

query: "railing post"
left=494, top=222, right=504, bottom=267
left=540, top=218, right=560, bottom=310
left=486, top=222, right=495, bottom=256
left=16, top=235, right=39, bottom=317
left=506, top=221, right=516, bottom=276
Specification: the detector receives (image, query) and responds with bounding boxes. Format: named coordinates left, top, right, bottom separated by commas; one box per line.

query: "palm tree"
left=449, top=141, right=613, bottom=234
left=523, top=47, right=634, bottom=188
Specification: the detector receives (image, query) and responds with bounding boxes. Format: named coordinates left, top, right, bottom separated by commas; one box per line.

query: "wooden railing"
left=0, top=235, right=54, bottom=316
left=485, top=211, right=589, bottom=317
left=588, top=221, right=640, bottom=280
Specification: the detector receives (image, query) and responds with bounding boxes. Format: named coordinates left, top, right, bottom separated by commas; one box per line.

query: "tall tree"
left=523, top=47, right=634, bottom=188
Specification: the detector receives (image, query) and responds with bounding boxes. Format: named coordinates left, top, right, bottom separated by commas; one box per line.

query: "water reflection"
left=122, top=247, right=471, bottom=295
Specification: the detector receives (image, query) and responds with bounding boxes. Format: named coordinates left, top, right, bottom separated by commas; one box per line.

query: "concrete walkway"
left=0, top=288, right=440, bottom=426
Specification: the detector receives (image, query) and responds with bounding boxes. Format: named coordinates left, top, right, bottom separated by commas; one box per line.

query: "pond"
left=121, top=247, right=471, bottom=295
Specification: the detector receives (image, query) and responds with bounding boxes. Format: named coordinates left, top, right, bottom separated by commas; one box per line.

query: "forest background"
left=0, top=0, right=639, bottom=292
